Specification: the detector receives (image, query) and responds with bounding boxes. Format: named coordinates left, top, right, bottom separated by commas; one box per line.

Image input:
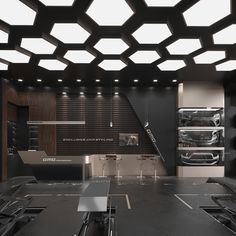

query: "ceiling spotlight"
left=0, top=62, right=8, bottom=70
left=38, top=0, right=75, bottom=6
left=0, top=0, right=37, bottom=26
left=172, top=79, right=177, bottom=83
left=38, top=59, right=67, bottom=71
left=144, top=0, right=182, bottom=7
left=153, top=79, right=158, bottom=83
left=96, top=79, right=100, bottom=82
left=58, top=79, right=63, bottom=82
left=86, top=0, right=134, bottom=26
left=134, top=79, right=139, bottom=83
left=0, top=50, right=30, bottom=63
left=183, top=0, right=231, bottom=27
left=37, top=79, right=42, bottom=82
left=0, top=29, right=8, bottom=43
left=114, top=92, right=119, bottom=95
left=132, top=23, right=172, bottom=44
left=166, top=38, right=201, bottom=55
left=50, top=23, right=90, bottom=44
left=98, top=59, right=126, bottom=71
left=21, top=38, right=57, bottom=55
left=77, top=79, right=82, bottom=82
left=80, top=92, right=84, bottom=95
left=94, top=38, right=129, bottom=55
left=62, top=92, right=67, bottom=95
left=194, top=51, right=226, bottom=64
left=157, top=60, right=186, bottom=71
left=64, top=50, right=95, bottom=63
left=18, top=79, right=23, bottom=82
left=97, top=92, right=102, bottom=95
left=213, top=24, right=236, bottom=45
left=114, top=79, right=119, bottom=82
left=129, top=50, right=161, bottom=64
left=216, top=60, right=236, bottom=71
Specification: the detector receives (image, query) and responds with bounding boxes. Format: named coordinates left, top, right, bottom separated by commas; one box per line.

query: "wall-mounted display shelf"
left=28, top=125, right=39, bottom=150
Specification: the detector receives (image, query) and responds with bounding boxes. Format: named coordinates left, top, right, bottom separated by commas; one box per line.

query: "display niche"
left=177, top=108, right=224, bottom=166
left=28, top=125, right=39, bottom=150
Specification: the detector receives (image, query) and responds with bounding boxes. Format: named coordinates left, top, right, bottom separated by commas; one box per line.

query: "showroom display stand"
left=177, top=108, right=225, bottom=177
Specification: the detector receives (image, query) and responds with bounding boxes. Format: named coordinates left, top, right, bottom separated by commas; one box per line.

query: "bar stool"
left=114, top=156, right=123, bottom=179
left=149, top=155, right=159, bottom=180
left=98, top=156, right=109, bottom=178
left=137, top=155, right=147, bottom=179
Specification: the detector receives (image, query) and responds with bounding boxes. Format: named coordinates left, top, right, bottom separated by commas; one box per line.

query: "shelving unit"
left=28, top=125, right=39, bottom=150
left=177, top=107, right=225, bottom=177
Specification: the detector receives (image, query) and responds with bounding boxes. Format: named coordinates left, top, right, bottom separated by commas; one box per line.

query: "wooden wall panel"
left=1, top=82, right=56, bottom=180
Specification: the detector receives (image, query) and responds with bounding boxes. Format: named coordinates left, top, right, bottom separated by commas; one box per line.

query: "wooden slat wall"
left=1, top=83, right=56, bottom=180
left=56, top=94, right=155, bottom=155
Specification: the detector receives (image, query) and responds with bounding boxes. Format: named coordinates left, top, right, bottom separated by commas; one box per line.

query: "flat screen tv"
left=119, top=133, right=139, bottom=146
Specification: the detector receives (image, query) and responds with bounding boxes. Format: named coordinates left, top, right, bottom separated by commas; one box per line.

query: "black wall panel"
left=123, top=87, right=177, bottom=175
left=0, top=80, right=3, bottom=179
left=225, top=85, right=236, bottom=176
left=56, top=94, right=156, bottom=155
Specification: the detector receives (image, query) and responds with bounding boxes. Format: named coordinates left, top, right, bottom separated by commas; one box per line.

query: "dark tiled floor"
left=12, top=177, right=236, bottom=236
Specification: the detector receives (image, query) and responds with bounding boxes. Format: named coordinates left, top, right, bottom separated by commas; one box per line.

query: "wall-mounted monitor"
left=119, top=133, right=139, bottom=146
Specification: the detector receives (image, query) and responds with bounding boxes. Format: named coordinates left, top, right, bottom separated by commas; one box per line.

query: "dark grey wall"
left=123, top=87, right=177, bottom=175
left=56, top=93, right=156, bottom=155
left=0, top=80, right=3, bottom=180
left=225, top=86, right=236, bottom=176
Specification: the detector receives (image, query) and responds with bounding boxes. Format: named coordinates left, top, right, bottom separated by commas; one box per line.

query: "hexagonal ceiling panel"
left=213, top=24, right=236, bottom=45
left=183, top=0, right=231, bottom=27
left=132, top=23, right=172, bottom=44
left=64, top=50, right=95, bottom=63
left=86, top=0, right=134, bottom=26
left=129, top=50, right=161, bottom=64
left=0, top=0, right=37, bottom=26
left=144, top=0, right=182, bottom=7
left=38, top=59, right=68, bottom=71
left=50, top=23, right=90, bottom=44
left=94, top=38, right=129, bottom=55
left=98, top=59, right=127, bottom=71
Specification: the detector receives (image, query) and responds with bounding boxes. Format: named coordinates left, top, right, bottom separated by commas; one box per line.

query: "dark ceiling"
left=0, top=0, right=236, bottom=87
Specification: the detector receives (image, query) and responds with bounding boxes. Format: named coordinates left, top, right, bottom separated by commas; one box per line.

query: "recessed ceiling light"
left=0, top=29, right=8, bottom=43
left=114, top=79, right=119, bottom=82
left=172, top=79, right=177, bottom=83
left=216, top=60, right=236, bottom=71
left=64, top=50, right=95, bottom=63
left=21, top=38, right=57, bottom=54
left=129, top=50, right=161, bottom=63
left=157, top=60, right=186, bottom=71
left=62, top=92, right=67, bottom=95
left=114, top=92, right=119, bottom=95
left=96, top=79, right=100, bottom=82
left=18, top=79, right=23, bottom=82
left=144, top=0, right=182, bottom=7
left=58, top=79, right=63, bottom=82
left=38, top=0, right=75, bottom=6
left=0, top=62, right=8, bottom=70
left=98, top=59, right=126, bottom=71
left=77, top=79, right=82, bottom=82
left=213, top=24, right=236, bottom=45
left=166, top=39, right=201, bottom=55
left=194, top=51, right=226, bottom=64
left=38, top=59, right=67, bottom=71
left=37, top=79, right=42, bottom=82
left=132, top=23, right=172, bottom=44
left=153, top=79, right=158, bottom=82
left=0, top=50, right=30, bottom=63
left=86, top=0, right=134, bottom=26
left=134, top=79, right=138, bottom=82
left=80, top=92, right=84, bottom=95
left=97, top=92, right=102, bottom=95
left=94, top=38, right=129, bottom=55
left=0, top=0, right=36, bottom=26
left=50, top=23, right=90, bottom=44
left=183, top=0, right=231, bottom=27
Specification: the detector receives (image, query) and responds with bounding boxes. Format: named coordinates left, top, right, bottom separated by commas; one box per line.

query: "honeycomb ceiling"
left=0, top=0, right=236, bottom=87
